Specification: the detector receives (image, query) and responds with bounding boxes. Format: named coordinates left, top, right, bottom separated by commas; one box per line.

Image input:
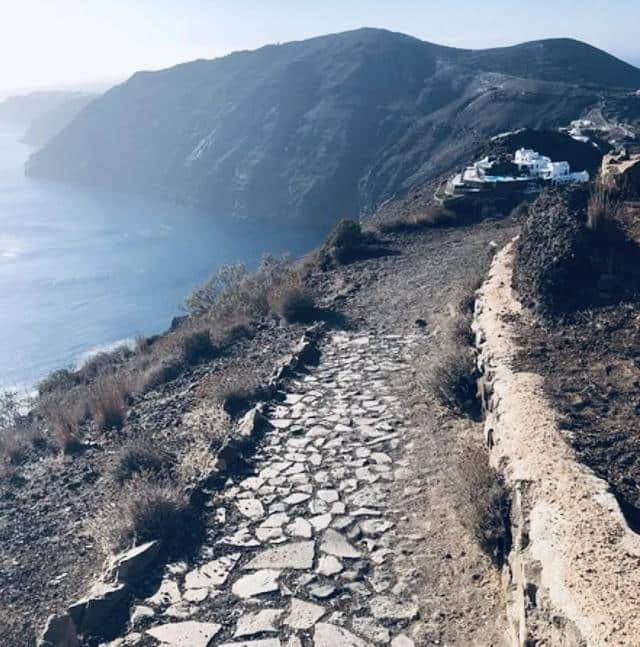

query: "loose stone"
left=146, top=621, right=221, bottom=647
left=232, top=570, right=281, bottom=598
left=284, top=597, right=326, bottom=629
left=237, top=499, right=265, bottom=520
left=317, top=555, right=343, bottom=576
left=320, top=529, right=361, bottom=559
left=244, top=541, right=315, bottom=570
left=313, top=622, right=370, bottom=647
left=234, top=609, right=283, bottom=637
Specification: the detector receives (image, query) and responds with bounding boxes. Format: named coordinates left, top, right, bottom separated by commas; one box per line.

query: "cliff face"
left=26, top=29, right=640, bottom=226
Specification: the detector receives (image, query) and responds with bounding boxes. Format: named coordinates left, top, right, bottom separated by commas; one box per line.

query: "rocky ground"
left=93, top=215, right=520, bottom=647
left=514, top=200, right=640, bottom=526
left=0, top=322, right=306, bottom=647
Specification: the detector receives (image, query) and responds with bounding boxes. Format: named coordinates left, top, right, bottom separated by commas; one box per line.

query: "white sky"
left=1, top=0, right=639, bottom=94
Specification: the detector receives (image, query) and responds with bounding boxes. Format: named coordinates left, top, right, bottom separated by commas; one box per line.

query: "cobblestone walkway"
left=120, top=329, right=421, bottom=647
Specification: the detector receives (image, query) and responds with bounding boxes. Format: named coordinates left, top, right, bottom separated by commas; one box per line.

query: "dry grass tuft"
left=179, top=328, right=216, bottom=365
left=587, top=184, right=621, bottom=231
left=41, top=395, right=85, bottom=453
left=457, top=445, right=511, bottom=566
left=274, top=287, right=316, bottom=323
left=376, top=205, right=458, bottom=234
left=37, top=368, right=77, bottom=396
left=215, top=378, right=270, bottom=417
left=108, top=477, right=191, bottom=552
left=89, top=375, right=130, bottom=431
left=420, top=345, right=478, bottom=414
left=114, top=440, right=174, bottom=484
left=0, top=428, right=30, bottom=465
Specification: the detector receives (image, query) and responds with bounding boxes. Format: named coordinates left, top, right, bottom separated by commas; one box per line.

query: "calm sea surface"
left=0, top=131, right=323, bottom=389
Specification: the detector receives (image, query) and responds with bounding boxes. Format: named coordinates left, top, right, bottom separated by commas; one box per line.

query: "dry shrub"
left=114, top=440, right=174, bottom=484
left=42, top=394, right=86, bottom=453
left=138, top=355, right=184, bottom=392
left=587, top=184, right=621, bottom=231
left=316, top=219, right=380, bottom=268
left=0, top=393, right=46, bottom=464
left=89, top=375, right=130, bottom=431
left=215, top=378, right=270, bottom=417
left=179, top=328, right=215, bottom=365
left=108, top=477, right=191, bottom=552
left=185, top=255, right=304, bottom=332
left=273, top=287, right=316, bottom=323
left=135, top=335, right=156, bottom=354
left=457, top=445, right=511, bottom=566
left=376, top=205, right=458, bottom=233
left=0, top=428, right=30, bottom=465
left=77, top=344, right=132, bottom=383
left=420, top=345, right=478, bottom=415
left=37, top=368, right=77, bottom=396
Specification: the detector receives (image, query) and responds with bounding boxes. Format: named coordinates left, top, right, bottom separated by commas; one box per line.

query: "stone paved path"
left=119, top=329, right=422, bottom=647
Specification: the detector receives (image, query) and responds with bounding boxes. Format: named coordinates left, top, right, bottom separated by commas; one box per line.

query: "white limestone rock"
left=244, top=541, right=315, bottom=570
left=320, top=529, right=361, bottom=559
left=146, top=621, right=221, bottom=647
left=232, top=570, right=281, bottom=598
left=284, top=598, right=325, bottom=629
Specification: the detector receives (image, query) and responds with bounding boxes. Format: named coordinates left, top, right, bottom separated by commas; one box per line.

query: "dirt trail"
left=105, top=219, right=519, bottom=647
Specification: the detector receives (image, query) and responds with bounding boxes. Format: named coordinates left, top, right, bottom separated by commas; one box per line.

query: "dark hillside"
left=479, top=129, right=608, bottom=174
left=26, top=29, right=640, bottom=226
left=466, top=38, right=640, bottom=88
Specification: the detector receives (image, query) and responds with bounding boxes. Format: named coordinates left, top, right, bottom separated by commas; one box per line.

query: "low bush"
left=275, top=287, right=316, bottom=323
left=114, top=441, right=174, bottom=484
left=109, top=478, right=191, bottom=553
left=42, top=395, right=85, bottom=453
left=317, top=219, right=380, bottom=268
left=37, top=368, right=77, bottom=396
left=0, top=429, right=30, bottom=465
left=457, top=446, right=511, bottom=566
left=216, top=379, right=270, bottom=417
left=420, top=346, right=478, bottom=415
left=376, top=205, right=458, bottom=233
left=587, top=184, right=620, bottom=231
left=179, top=329, right=215, bottom=365
left=77, top=344, right=132, bottom=383
left=139, top=356, right=184, bottom=392
left=89, top=376, right=130, bottom=431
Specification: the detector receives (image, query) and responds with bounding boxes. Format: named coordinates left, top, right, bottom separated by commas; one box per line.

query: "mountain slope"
left=21, top=94, right=97, bottom=147
left=26, top=29, right=640, bottom=226
left=0, top=91, right=96, bottom=130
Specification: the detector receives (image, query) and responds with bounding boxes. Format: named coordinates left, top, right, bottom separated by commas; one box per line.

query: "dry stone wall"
left=473, top=240, right=640, bottom=647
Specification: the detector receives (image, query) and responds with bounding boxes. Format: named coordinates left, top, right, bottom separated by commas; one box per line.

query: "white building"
left=514, top=148, right=589, bottom=183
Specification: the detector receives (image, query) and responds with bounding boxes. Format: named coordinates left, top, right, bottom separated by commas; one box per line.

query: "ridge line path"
left=115, top=222, right=517, bottom=647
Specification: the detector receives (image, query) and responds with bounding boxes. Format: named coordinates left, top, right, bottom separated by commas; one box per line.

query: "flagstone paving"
left=115, top=330, right=421, bottom=646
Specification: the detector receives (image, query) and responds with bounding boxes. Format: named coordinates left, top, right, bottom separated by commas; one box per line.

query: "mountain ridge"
left=26, top=28, right=640, bottom=225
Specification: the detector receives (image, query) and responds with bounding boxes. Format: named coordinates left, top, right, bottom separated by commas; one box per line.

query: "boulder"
left=106, top=540, right=161, bottom=584
left=38, top=613, right=79, bottom=647
left=67, top=582, right=129, bottom=638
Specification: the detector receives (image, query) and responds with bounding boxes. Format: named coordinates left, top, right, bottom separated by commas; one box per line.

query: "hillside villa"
left=437, top=148, right=590, bottom=204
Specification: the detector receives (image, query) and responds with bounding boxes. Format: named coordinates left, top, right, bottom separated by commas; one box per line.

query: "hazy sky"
left=2, top=0, right=639, bottom=94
